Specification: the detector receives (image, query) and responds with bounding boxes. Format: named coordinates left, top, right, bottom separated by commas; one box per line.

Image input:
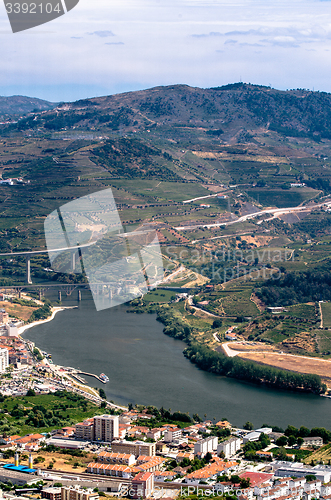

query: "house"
left=97, top=451, right=136, bottom=466
left=216, top=420, right=231, bottom=429
left=305, top=480, right=322, bottom=493
left=266, top=307, right=287, bottom=314
left=133, top=456, right=165, bottom=473
left=86, top=463, right=132, bottom=479
left=155, top=442, right=168, bottom=453
left=289, top=478, right=307, bottom=489
left=302, top=436, right=323, bottom=447
left=154, top=470, right=176, bottom=482
left=176, top=452, right=194, bottom=463
left=14, top=433, right=45, bottom=450
left=256, top=451, right=273, bottom=460
left=147, top=429, right=161, bottom=441
left=321, top=483, right=331, bottom=497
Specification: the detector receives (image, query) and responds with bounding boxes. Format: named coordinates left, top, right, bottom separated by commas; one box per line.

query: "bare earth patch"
left=0, top=300, right=38, bottom=322
left=237, top=351, right=331, bottom=384
left=229, top=342, right=276, bottom=353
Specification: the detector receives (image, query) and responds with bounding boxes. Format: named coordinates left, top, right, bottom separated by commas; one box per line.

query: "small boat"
left=99, top=373, right=109, bottom=383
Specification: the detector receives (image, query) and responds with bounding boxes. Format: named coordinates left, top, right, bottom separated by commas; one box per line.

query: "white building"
left=0, top=348, right=9, bottom=372
left=194, top=435, right=218, bottom=456
left=302, top=436, right=323, bottom=447
left=93, top=415, right=119, bottom=442
left=164, top=428, right=182, bottom=442
left=5, top=323, right=18, bottom=337
left=275, top=467, right=331, bottom=483
left=217, top=437, right=242, bottom=458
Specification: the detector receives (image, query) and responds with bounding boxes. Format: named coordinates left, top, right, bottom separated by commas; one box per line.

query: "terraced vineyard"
left=2, top=83, right=331, bottom=391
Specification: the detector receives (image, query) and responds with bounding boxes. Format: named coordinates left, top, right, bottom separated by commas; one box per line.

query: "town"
left=0, top=270, right=330, bottom=500
left=0, top=406, right=330, bottom=500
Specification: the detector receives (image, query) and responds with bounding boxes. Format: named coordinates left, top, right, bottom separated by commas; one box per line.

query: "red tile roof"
left=239, top=472, right=274, bottom=487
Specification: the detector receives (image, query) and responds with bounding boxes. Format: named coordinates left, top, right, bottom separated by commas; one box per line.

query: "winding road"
left=175, top=199, right=331, bottom=231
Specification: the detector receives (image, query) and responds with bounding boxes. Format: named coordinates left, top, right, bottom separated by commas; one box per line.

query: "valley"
left=1, top=83, right=331, bottom=392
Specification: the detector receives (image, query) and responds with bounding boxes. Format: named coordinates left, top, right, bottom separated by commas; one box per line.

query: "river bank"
left=18, top=306, right=78, bottom=335
left=23, top=299, right=331, bottom=429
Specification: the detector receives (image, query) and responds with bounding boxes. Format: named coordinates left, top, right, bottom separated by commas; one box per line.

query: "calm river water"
left=23, top=290, right=331, bottom=429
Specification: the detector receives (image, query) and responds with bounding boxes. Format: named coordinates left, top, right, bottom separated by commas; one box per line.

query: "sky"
left=1, top=0, right=331, bottom=102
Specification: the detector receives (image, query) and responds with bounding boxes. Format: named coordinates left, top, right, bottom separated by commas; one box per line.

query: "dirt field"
left=237, top=351, right=331, bottom=383
left=0, top=300, right=38, bottom=322
left=3, top=450, right=95, bottom=473
left=229, top=342, right=276, bottom=352
left=303, top=444, right=331, bottom=464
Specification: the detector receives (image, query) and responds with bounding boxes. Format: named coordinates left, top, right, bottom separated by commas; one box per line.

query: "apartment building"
left=131, top=472, right=154, bottom=499
left=0, top=347, right=9, bottom=372
left=94, top=415, right=119, bottom=442
left=75, top=419, right=94, bottom=441
left=111, top=440, right=156, bottom=457
left=61, top=486, right=99, bottom=500
left=194, top=436, right=218, bottom=456
left=217, top=437, right=242, bottom=458
left=164, top=427, right=182, bottom=442
left=42, top=488, right=61, bottom=500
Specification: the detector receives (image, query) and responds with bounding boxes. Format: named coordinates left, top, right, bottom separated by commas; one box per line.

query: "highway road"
left=175, top=199, right=331, bottom=231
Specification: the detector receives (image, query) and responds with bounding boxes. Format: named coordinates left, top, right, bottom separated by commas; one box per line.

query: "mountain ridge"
left=0, top=95, right=57, bottom=117
left=4, top=82, right=331, bottom=143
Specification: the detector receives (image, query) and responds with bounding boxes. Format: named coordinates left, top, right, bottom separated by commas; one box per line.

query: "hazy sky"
left=1, top=0, right=331, bottom=101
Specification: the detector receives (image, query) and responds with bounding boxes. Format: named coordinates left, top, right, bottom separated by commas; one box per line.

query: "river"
left=23, top=290, right=331, bottom=429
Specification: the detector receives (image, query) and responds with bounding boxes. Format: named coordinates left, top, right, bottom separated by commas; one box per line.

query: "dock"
left=76, top=371, right=107, bottom=384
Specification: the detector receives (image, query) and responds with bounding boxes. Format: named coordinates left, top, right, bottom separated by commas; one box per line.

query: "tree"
left=297, top=436, right=304, bottom=447
left=26, top=389, right=36, bottom=397
left=240, top=478, right=251, bottom=488
left=276, top=436, right=288, bottom=447
left=243, top=422, right=254, bottom=430
left=305, top=475, right=317, bottom=482
left=275, top=447, right=287, bottom=460
left=193, top=413, right=202, bottom=423
left=299, top=426, right=310, bottom=437
left=99, top=388, right=106, bottom=399
left=212, top=319, right=223, bottom=328
left=285, top=425, right=298, bottom=437
left=259, top=432, right=270, bottom=448
left=288, top=435, right=297, bottom=447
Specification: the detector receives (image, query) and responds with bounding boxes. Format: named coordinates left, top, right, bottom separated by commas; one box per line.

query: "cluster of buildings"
left=0, top=307, right=23, bottom=339
left=1, top=409, right=331, bottom=500
left=0, top=178, right=28, bottom=186
left=42, top=485, right=99, bottom=500
left=0, top=433, right=45, bottom=452
left=0, top=336, right=33, bottom=374
left=0, top=307, right=29, bottom=373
